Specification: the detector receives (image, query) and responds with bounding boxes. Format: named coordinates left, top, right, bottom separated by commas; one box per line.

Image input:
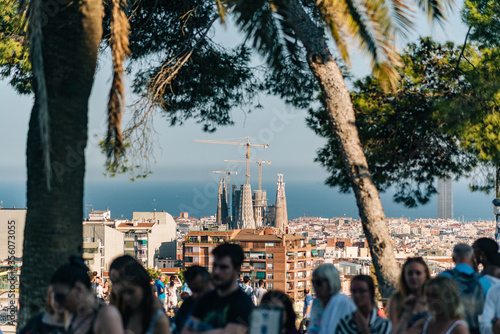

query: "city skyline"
left=0, top=7, right=479, bottom=221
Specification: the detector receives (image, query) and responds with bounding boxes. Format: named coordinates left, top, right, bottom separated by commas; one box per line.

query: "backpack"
left=241, top=284, right=253, bottom=297
left=444, top=269, right=484, bottom=333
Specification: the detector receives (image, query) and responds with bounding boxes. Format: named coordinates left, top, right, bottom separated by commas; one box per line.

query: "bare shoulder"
left=100, top=304, right=122, bottom=318
left=451, top=322, right=469, bottom=334
left=95, top=305, right=124, bottom=334
left=153, top=313, right=171, bottom=334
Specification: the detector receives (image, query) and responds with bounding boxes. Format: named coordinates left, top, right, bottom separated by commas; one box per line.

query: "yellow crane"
left=224, top=158, right=271, bottom=191
left=194, top=137, right=269, bottom=184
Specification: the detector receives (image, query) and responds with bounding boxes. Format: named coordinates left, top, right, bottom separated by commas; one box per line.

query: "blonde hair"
left=393, top=257, right=430, bottom=316
left=425, top=276, right=464, bottom=320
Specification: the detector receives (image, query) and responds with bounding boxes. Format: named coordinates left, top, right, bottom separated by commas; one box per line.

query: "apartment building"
left=116, top=211, right=177, bottom=267
left=183, top=230, right=237, bottom=268
left=183, top=228, right=319, bottom=301
left=83, top=221, right=125, bottom=275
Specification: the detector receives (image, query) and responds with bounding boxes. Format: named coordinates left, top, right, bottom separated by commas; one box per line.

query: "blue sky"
left=0, top=6, right=469, bottom=188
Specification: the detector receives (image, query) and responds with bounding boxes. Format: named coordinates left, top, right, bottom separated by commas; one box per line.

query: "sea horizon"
left=0, top=179, right=496, bottom=222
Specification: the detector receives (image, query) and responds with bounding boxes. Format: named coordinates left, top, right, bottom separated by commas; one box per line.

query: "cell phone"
left=249, top=305, right=283, bottom=334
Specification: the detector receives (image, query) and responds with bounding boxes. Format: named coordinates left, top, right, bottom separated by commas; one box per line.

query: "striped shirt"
left=335, top=308, right=392, bottom=334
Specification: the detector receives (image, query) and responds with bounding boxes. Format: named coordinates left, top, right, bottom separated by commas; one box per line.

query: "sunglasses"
left=52, top=289, right=71, bottom=304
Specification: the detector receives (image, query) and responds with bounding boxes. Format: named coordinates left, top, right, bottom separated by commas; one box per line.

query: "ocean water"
left=0, top=179, right=496, bottom=221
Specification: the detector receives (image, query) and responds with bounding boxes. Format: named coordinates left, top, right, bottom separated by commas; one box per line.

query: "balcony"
left=249, top=252, right=266, bottom=260
left=253, top=263, right=266, bottom=270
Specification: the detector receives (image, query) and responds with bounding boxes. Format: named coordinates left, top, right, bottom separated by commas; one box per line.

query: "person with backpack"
left=240, top=276, right=254, bottom=298
left=440, top=243, right=491, bottom=334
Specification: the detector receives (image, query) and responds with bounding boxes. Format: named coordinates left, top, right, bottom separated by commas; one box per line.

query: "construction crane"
left=224, top=158, right=271, bottom=191
left=194, top=137, right=269, bottom=184
left=212, top=169, right=237, bottom=206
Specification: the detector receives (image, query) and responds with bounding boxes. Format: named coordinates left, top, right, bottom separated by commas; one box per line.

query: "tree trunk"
left=276, top=0, right=399, bottom=296
left=496, top=167, right=500, bottom=198
left=19, top=0, right=102, bottom=326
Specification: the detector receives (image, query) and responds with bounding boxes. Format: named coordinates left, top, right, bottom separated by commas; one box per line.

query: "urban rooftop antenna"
left=194, top=137, right=269, bottom=184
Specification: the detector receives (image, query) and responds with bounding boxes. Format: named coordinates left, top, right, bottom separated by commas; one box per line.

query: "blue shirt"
left=154, top=279, right=166, bottom=298
left=303, top=294, right=314, bottom=317
left=440, top=263, right=492, bottom=296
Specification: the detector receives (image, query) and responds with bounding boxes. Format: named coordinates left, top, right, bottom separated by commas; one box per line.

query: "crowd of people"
left=16, top=237, right=500, bottom=334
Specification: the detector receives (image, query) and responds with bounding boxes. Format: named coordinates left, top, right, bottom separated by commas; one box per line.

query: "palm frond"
left=215, top=0, right=228, bottom=24
left=318, top=0, right=403, bottom=88
left=277, top=14, right=303, bottom=68
left=388, top=0, right=415, bottom=39
left=106, top=0, right=130, bottom=166
left=415, top=0, right=453, bottom=23
left=231, top=0, right=287, bottom=69
left=316, top=0, right=351, bottom=65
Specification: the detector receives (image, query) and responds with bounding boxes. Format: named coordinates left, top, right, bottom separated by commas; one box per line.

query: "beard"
left=213, top=273, right=236, bottom=290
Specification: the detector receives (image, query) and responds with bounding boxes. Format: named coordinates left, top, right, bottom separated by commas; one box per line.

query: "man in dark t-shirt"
left=182, top=243, right=254, bottom=334
left=174, top=265, right=213, bottom=333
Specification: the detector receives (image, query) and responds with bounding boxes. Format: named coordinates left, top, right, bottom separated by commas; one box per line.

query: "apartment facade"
left=83, top=221, right=125, bottom=275
left=183, top=228, right=319, bottom=301
left=116, top=211, right=177, bottom=267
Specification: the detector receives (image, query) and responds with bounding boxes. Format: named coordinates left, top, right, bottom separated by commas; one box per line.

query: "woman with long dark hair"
left=109, top=256, right=169, bottom=334
left=19, top=286, right=69, bottom=334
left=260, top=290, right=299, bottom=334
left=387, top=257, right=430, bottom=333
left=50, top=256, right=123, bottom=334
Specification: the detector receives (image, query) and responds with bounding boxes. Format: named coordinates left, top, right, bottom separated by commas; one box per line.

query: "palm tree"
left=19, top=0, right=128, bottom=325
left=224, top=0, right=452, bottom=296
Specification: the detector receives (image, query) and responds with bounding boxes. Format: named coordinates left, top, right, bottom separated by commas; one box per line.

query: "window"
left=200, top=236, right=208, bottom=243
left=254, top=262, right=266, bottom=270
left=267, top=283, right=274, bottom=290
left=267, top=273, right=274, bottom=280
left=267, top=253, right=274, bottom=259
left=185, top=257, right=194, bottom=263
left=267, top=263, right=274, bottom=270
left=185, top=247, right=193, bottom=253
left=265, top=242, right=275, bottom=247
left=256, top=272, right=266, bottom=279
left=189, top=236, right=198, bottom=242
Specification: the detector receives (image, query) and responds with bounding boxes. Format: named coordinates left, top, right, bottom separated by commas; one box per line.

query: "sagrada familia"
left=215, top=174, right=288, bottom=232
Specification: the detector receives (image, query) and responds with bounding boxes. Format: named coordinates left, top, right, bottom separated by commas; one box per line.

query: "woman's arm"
left=386, top=295, right=400, bottom=327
